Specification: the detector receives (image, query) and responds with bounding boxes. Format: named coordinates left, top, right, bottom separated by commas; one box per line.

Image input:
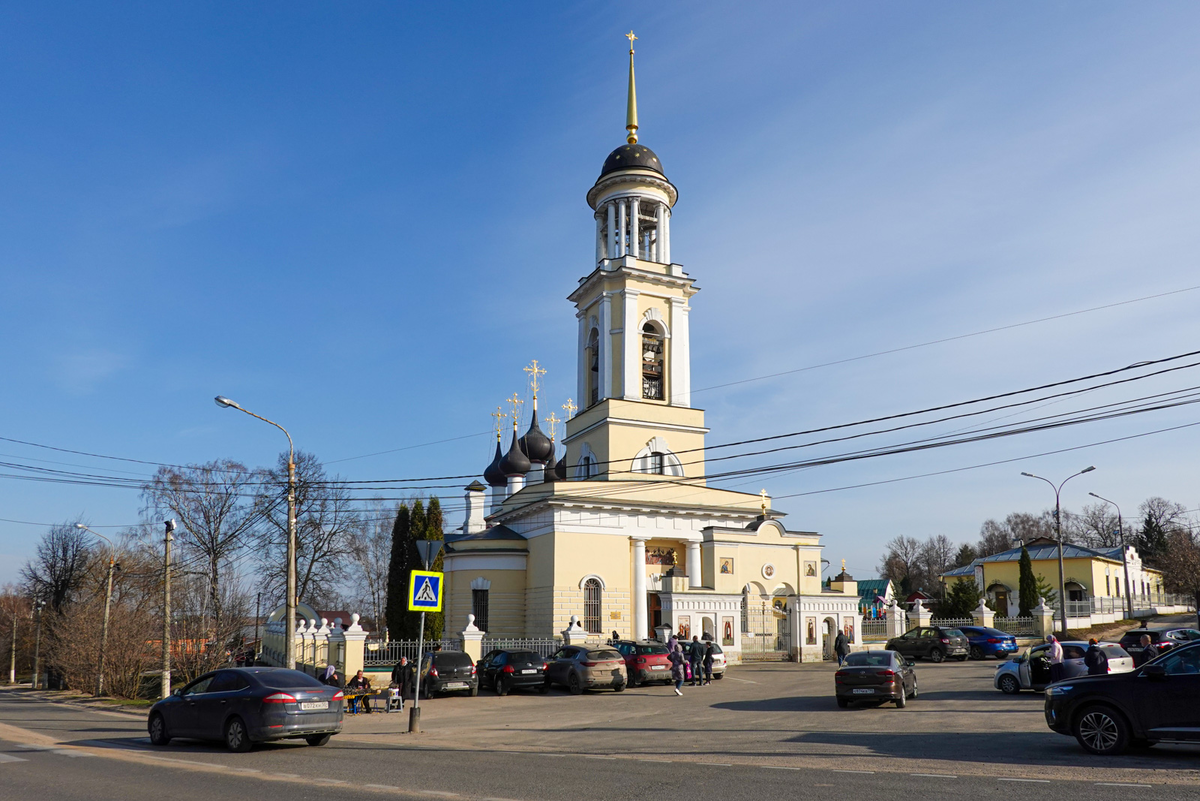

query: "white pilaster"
left=594, top=212, right=604, bottom=264
left=606, top=202, right=617, bottom=260
left=687, top=541, right=702, bottom=589
left=576, top=311, right=588, bottom=409
left=630, top=197, right=640, bottom=259
left=617, top=201, right=627, bottom=257
left=655, top=204, right=665, bottom=263
left=598, top=292, right=613, bottom=401
left=632, top=537, right=649, bottom=640
left=622, top=289, right=641, bottom=399
left=668, top=297, right=690, bottom=407
left=661, top=206, right=671, bottom=264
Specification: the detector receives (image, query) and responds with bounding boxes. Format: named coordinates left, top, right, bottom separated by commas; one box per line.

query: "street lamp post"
left=1020, top=467, right=1096, bottom=636
left=76, top=524, right=118, bottom=696
left=215, top=396, right=298, bottom=670
left=32, top=600, right=43, bottom=690
left=1089, top=492, right=1134, bottom=621
left=162, top=519, right=175, bottom=698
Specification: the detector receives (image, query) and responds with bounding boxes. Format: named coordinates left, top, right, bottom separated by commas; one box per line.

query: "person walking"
left=833, top=629, right=851, bottom=666
left=668, top=639, right=685, bottom=696
left=702, top=640, right=714, bottom=685
left=1046, top=635, right=1065, bottom=683
left=390, top=657, right=412, bottom=711
left=689, top=636, right=704, bottom=686
left=1084, top=638, right=1109, bottom=676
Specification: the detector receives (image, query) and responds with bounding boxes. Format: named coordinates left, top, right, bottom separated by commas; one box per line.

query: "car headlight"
left=1045, top=685, right=1074, bottom=696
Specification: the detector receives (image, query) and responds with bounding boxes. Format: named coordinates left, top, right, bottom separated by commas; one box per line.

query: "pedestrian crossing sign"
left=408, top=570, right=444, bottom=612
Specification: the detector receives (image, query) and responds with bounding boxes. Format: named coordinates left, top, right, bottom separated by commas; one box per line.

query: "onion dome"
left=483, top=440, right=506, bottom=488
left=554, top=456, right=567, bottom=480
left=499, top=430, right=531, bottom=476
left=518, top=408, right=554, bottom=465
left=542, top=442, right=558, bottom=483
left=600, top=143, right=664, bottom=179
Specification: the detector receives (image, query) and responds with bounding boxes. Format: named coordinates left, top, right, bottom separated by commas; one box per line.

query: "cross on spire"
left=491, top=406, right=507, bottom=441
left=507, top=393, right=524, bottom=430
left=626, top=30, right=636, bottom=53
left=760, top=488, right=768, bottom=515
left=563, top=398, right=577, bottom=419
left=545, top=412, right=560, bottom=441
left=523, top=359, right=546, bottom=398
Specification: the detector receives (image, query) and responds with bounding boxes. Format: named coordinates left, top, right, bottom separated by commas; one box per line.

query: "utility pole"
left=162, top=520, right=175, bottom=699
left=8, top=610, right=16, bottom=684
left=76, top=524, right=118, bottom=697
left=32, top=601, right=43, bottom=690
left=253, top=592, right=261, bottom=664
left=1022, top=467, right=1096, bottom=636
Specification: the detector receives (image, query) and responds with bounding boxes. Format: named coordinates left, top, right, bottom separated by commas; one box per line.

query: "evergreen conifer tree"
left=941, top=579, right=983, bottom=618
left=384, top=503, right=410, bottom=641
left=424, top=497, right=445, bottom=640
left=393, top=500, right=427, bottom=640
left=1018, top=545, right=1038, bottom=617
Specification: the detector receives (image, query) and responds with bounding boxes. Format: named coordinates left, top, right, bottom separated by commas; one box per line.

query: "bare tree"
left=1071, top=503, right=1121, bottom=548
left=345, top=500, right=392, bottom=637
left=878, top=536, right=923, bottom=593
left=255, top=451, right=358, bottom=608
left=20, top=520, right=92, bottom=613
left=978, top=511, right=1056, bottom=556
left=143, top=460, right=259, bottom=637
left=920, top=535, right=957, bottom=594
left=1162, top=529, right=1200, bottom=630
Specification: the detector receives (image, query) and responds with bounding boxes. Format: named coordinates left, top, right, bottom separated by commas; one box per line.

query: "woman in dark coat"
left=668, top=639, right=685, bottom=696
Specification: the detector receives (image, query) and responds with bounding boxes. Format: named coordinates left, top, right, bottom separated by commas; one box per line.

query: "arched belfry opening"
left=641, top=322, right=665, bottom=400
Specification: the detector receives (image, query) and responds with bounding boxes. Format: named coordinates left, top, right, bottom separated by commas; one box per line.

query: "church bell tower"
left=562, top=33, right=707, bottom=483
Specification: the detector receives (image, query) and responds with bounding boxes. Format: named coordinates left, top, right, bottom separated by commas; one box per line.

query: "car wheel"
left=539, top=679, right=550, bottom=694
left=955, top=655, right=969, bottom=661
left=713, top=673, right=724, bottom=680
left=305, top=734, right=332, bottom=747
left=224, top=716, right=252, bottom=753
left=929, top=648, right=945, bottom=663
left=147, top=713, right=170, bottom=746
left=469, top=683, right=479, bottom=697
left=1074, top=705, right=1130, bottom=756
left=836, top=696, right=849, bottom=708
left=568, top=673, right=583, bottom=695
left=495, top=677, right=508, bottom=697
left=969, top=646, right=984, bottom=660
left=614, top=682, right=626, bottom=693
left=998, top=674, right=1020, bottom=695
left=895, top=684, right=907, bottom=709
left=910, top=679, right=918, bottom=699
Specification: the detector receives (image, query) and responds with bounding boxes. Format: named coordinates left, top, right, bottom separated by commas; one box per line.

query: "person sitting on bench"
left=346, top=670, right=373, bottom=713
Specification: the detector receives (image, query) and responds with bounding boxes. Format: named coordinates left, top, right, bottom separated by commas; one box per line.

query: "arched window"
left=631, top=437, right=683, bottom=477
left=472, top=589, right=489, bottom=633
left=587, top=328, right=600, bottom=406
left=583, top=578, right=602, bottom=634
left=641, top=322, right=664, bottom=400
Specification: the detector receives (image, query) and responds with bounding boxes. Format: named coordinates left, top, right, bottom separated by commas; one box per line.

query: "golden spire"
left=524, top=359, right=547, bottom=409
left=545, top=412, right=560, bottom=442
left=760, top=488, right=768, bottom=515
left=841, top=559, right=847, bottom=573
left=563, top=397, right=577, bottom=419
left=625, top=30, right=639, bottom=144
left=507, top=393, right=524, bottom=431
left=491, top=406, right=507, bottom=442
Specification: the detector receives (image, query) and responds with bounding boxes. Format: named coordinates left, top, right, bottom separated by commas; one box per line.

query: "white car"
left=994, top=641, right=1134, bottom=694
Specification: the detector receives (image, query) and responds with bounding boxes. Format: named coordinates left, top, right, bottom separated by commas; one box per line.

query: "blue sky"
left=2, top=2, right=1199, bottom=584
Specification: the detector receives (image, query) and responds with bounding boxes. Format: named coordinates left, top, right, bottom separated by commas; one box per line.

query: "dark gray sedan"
left=147, top=667, right=343, bottom=752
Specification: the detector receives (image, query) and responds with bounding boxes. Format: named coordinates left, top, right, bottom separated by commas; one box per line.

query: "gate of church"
left=740, top=603, right=792, bottom=662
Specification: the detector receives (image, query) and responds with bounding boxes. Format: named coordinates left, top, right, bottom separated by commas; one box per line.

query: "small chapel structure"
left=442, top=36, right=861, bottom=663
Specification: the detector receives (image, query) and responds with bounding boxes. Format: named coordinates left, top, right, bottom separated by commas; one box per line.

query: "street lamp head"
left=214, top=395, right=239, bottom=409
left=1081, top=466, right=1096, bottom=474
left=75, top=523, right=86, bottom=530
left=1020, top=472, right=1034, bottom=478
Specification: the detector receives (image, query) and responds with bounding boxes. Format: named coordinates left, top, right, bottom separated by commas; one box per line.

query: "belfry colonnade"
left=595, top=196, right=671, bottom=264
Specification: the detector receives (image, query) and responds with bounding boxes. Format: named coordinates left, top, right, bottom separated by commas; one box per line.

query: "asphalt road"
left=3, top=634, right=1199, bottom=801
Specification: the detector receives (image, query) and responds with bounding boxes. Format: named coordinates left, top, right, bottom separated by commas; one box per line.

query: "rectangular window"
left=472, top=589, right=489, bottom=633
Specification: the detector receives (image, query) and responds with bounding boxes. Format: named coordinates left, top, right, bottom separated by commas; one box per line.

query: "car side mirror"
left=172, top=688, right=183, bottom=697
left=906, top=661, right=915, bottom=668
left=1143, top=663, right=1166, bottom=680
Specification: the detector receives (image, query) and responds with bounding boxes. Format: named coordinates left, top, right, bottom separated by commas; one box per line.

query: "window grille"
left=472, top=589, right=489, bottom=633
left=583, top=579, right=602, bottom=633
left=587, top=329, right=600, bottom=406
left=641, top=324, right=664, bottom=400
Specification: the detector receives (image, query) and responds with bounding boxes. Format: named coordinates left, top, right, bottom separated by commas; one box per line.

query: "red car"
left=612, top=640, right=672, bottom=686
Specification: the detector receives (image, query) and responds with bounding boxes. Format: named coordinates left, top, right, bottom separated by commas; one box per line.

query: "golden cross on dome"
left=491, top=406, right=507, bottom=441
left=563, top=398, right=577, bottom=419
left=545, top=412, right=560, bottom=441
left=523, top=359, right=546, bottom=398
left=841, top=559, right=846, bottom=573
left=760, top=488, right=768, bottom=515
left=507, top=393, right=524, bottom=429
left=626, top=30, right=636, bottom=53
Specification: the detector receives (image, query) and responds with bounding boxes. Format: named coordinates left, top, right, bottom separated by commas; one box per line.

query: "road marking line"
left=52, top=750, right=94, bottom=758
left=363, top=785, right=400, bottom=791
left=634, top=758, right=672, bottom=762
left=272, top=773, right=301, bottom=778
left=228, top=767, right=261, bottom=773
left=833, top=769, right=875, bottom=774
left=583, top=755, right=616, bottom=759
left=707, top=763, right=732, bottom=767
left=1095, top=783, right=1152, bottom=788
left=761, top=766, right=801, bottom=770
left=423, top=792, right=460, bottom=798
left=910, top=773, right=957, bottom=778
left=15, top=744, right=53, bottom=750
left=313, top=778, right=347, bottom=785
left=727, top=678, right=758, bottom=684
left=0, top=754, right=29, bottom=764
left=998, top=778, right=1050, bottom=783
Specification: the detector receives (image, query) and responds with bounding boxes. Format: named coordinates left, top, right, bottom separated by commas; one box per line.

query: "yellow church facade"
left=442, top=38, right=861, bottom=663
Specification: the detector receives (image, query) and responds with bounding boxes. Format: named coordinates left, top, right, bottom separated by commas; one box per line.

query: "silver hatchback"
left=994, top=641, right=1134, bottom=694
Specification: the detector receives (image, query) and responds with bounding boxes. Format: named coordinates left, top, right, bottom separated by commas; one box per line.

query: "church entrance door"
left=648, top=593, right=662, bottom=638
left=742, top=601, right=792, bottom=662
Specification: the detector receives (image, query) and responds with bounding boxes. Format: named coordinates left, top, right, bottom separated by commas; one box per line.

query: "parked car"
left=476, top=649, right=548, bottom=696
left=612, top=640, right=672, bottom=686
left=955, top=626, right=1019, bottom=661
left=995, top=641, right=1134, bottom=694
left=147, top=667, right=344, bottom=752
left=1044, top=639, right=1200, bottom=755
left=885, top=626, right=969, bottom=662
left=834, top=649, right=917, bottom=708
left=544, top=645, right=626, bottom=694
left=419, top=650, right=479, bottom=698
left=680, top=640, right=728, bottom=680
left=1116, top=627, right=1200, bottom=664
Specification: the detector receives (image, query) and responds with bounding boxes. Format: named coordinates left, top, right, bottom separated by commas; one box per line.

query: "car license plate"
left=521, top=669, right=536, bottom=674
left=301, top=701, right=327, bottom=711
left=651, top=665, right=666, bottom=670
left=852, top=688, right=874, bottom=695
left=445, top=682, right=467, bottom=689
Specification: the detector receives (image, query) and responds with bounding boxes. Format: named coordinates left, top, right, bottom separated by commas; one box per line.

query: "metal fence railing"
left=363, top=639, right=457, bottom=666
left=861, top=620, right=888, bottom=639
left=994, top=617, right=1036, bottom=636
left=480, top=637, right=563, bottom=658
left=930, top=617, right=972, bottom=628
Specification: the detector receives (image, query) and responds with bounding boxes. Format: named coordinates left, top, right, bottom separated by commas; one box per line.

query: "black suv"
left=419, top=650, right=479, bottom=698
left=1116, top=626, right=1200, bottom=664
left=1045, top=639, right=1200, bottom=755
left=886, top=626, right=969, bottom=662
left=476, top=649, right=548, bottom=696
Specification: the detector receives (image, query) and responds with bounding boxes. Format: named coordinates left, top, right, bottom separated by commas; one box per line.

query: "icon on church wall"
left=804, top=561, right=818, bottom=577
left=646, top=547, right=676, bottom=566
left=761, top=563, right=776, bottom=580
left=844, top=620, right=855, bottom=641
left=719, top=558, right=734, bottom=575
left=722, top=617, right=734, bottom=646
left=677, top=616, right=691, bottom=639
left=806, top=617, right=817, bottom=645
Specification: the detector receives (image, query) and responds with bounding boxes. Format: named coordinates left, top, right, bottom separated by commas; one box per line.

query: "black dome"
left=483, top=440, right=506, bottom=488
left=599, top=143, right=664, bottom=179
left=499, top=431, right=531, bottom=476
left=542, top=443, right=557, bottom=483
left=553, top=456, right=567, bottom=481
left=518, top=409, right=554, bottom=465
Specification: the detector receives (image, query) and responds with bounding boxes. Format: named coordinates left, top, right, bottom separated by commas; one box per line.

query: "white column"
left=630, top=198, right=640, bottom=259
left=598, top=292, right=613, bottom=401
left=595, top=212, right=604, bottom=264
left=622, top=289, right=641, bottom=399
left=576, top=311, right=588, bottom=409
left=662, top=207, right=671, bottom=264
left=655, top=204, right=666, bottom=263
left=606, top=202, right=617, bottom=260
left=687, top=541, right=702, bottom=589
left=506, top=474, right=525, bottom=497
left=633, top=537, right=649, bottom=640
left=668, top=297, right=690, bottom=407
left=617, top=201, right=627, bottom=257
